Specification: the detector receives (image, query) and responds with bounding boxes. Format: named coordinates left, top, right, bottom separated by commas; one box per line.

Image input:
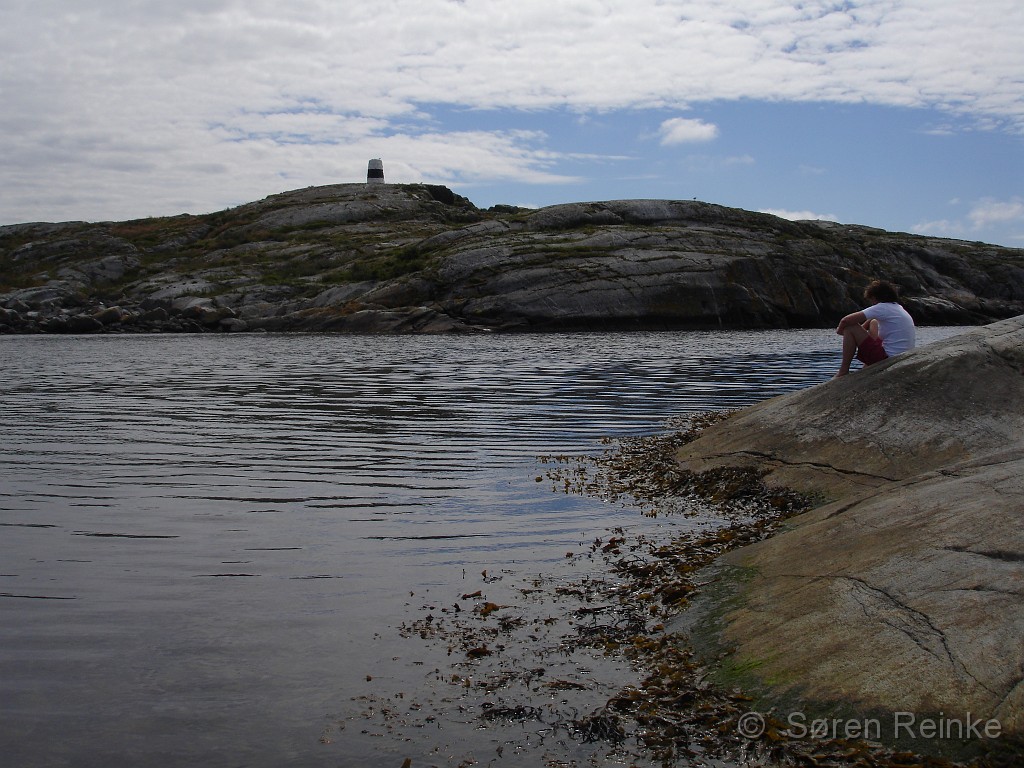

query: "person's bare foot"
left=833, top=370, right=849, bottom=378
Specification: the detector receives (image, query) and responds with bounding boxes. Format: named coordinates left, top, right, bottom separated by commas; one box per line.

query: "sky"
left=2, top=0, right=1023, bottom=247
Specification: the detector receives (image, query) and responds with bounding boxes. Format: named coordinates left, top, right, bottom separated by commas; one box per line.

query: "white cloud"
left=760, top=209, right=840, bottom=222
left=968, top=198, right=1024, bottom=228
left=799, top=164, right=827, bottom=175
left=912, top=219, right=966, bottom=238
left=913, top=197, right=1024, bottom=241
left=658, top=118, right=719, bottom=145
left=723, top=155, right=756, bottom=166
left=7, top=1, right=1023, bottom=136
left=1, top=1, right=1022, bottom=224
left=375, top=130, right=585, bottom=186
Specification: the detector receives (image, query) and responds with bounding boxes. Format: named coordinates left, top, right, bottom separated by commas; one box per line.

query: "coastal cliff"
left=2, top=183, right=1023, bottom=334
left=674, top=315, right=1024, bottom=739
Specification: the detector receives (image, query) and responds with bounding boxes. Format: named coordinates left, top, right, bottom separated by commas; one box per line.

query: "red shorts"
left=857, top=336, right=888, bottom=365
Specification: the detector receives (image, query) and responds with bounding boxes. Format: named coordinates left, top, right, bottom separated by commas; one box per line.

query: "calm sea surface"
left=0, top=329, right=965, bottom=767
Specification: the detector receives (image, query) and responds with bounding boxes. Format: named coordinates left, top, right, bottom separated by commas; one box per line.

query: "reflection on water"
left=0, top=328, right=964, bottom=767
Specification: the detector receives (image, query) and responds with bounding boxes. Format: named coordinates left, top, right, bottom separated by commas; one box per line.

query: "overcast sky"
left=2, top=0, right=1022, bottom=246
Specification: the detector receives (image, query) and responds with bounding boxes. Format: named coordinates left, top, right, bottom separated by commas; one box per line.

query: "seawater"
left=0, top=328, right=965, bottom=767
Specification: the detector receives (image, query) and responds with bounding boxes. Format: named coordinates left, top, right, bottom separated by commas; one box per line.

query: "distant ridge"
left=2, top=183, right=1022, bottom=334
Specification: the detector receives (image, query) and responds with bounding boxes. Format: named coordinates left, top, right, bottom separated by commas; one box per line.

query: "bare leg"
left=836, top=324, right=870, bottom=377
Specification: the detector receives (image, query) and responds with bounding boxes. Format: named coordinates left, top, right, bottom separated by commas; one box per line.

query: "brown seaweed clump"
left=344, top=413, right=1022, bottom=767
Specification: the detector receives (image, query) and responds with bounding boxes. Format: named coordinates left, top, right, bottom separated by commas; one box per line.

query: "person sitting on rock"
left=834, top=280, right=916, bottom=377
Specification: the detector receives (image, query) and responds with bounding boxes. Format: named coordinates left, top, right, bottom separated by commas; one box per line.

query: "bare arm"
left=836, top=310, right=867, bottom=335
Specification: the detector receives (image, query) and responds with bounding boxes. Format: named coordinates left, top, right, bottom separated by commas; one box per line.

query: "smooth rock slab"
left=714, top=448, right=1024, bottom=734
left=674, top=315, right=1024, bottom=736
left=677, top=315, right=1024, bottom=499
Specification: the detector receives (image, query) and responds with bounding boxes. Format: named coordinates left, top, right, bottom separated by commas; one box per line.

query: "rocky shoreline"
left=380, top=340, right=1024, bottom=767
left=668, top=315, right=1024, bottom=757
left=527, top=319, right=1024, bottom=764
left=3, top=183, right=1024, bottom=335
left=441, top=389, right=1023, bottom=766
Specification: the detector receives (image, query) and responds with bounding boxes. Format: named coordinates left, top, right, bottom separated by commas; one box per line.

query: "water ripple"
left=0, top=328, right=966, bottom=768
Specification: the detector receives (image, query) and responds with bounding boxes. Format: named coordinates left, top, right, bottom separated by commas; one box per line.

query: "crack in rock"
left=994, top=674, right=1024, bottom=715
left=944, top=546, right=1024, bottom=563
left=837, top=575, right=999, bottom=697
left=698, top=450, right=902, bottom=483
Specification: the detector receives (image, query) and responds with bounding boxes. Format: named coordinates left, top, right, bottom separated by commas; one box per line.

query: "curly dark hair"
left=863, top=280, right=900, bottom=303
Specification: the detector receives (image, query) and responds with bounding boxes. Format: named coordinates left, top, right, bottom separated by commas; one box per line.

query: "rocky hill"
left=2, top=183, right=1023, bottom=334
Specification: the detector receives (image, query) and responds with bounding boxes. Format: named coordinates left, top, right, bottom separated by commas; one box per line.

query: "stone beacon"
left=366, top=158, right=385, bottom=184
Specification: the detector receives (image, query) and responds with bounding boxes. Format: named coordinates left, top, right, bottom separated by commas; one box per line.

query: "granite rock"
left=673, top=315, right=1024, bottom=735
left=2, top=184, right=1022, bottom=334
